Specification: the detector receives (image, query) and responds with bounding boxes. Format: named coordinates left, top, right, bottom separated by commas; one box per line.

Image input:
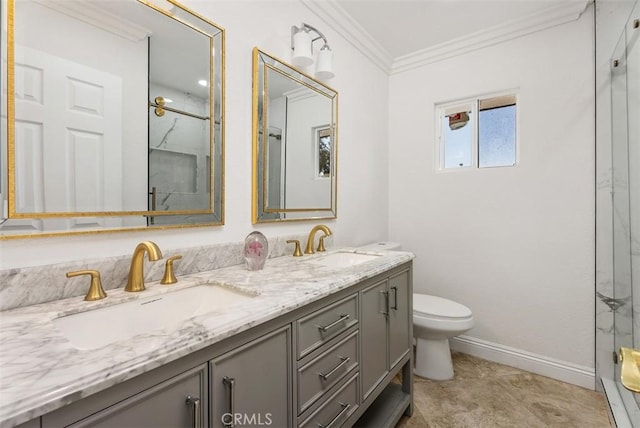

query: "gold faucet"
left=125, top=241, right=163, bottom=292
left=304, top=225, right=332, bottom=254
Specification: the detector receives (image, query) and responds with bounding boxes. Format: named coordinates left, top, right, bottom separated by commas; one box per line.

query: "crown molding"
left=302, top=0, right=589, bottom=76
left=300, top=0, right=394, bottom=74
left=391, top=0, right=589, bottom=74
left=34, top=0, right=151, bottom=42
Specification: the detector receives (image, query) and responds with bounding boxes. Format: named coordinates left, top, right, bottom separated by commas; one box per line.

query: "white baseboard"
left=450, top=335, right=596, bottom=390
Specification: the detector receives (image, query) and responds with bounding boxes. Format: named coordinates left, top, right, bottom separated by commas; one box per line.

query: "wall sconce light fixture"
left=291, top=22, right=334, bottom=80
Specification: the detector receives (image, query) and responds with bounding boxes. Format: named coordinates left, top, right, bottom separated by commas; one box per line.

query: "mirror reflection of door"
left=15, top=47, right=124, bottom=212
left=11, top=0, right=148, bottom=231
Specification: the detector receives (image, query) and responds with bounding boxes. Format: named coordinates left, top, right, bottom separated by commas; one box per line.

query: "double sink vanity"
left=0, top=242, right=414, bottom=428
left=1, top=1, right=411, bottom=425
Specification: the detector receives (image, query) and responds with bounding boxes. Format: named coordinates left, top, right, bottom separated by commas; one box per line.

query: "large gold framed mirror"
left=0, top=0, right=225, bottom=238
left=252, top=48, right=337, bottom=223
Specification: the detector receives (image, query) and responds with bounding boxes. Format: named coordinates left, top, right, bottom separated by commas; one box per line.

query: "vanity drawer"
left=299, top=373, right=359, bottom=428
left=296, top=294, right=358, bottom=358
left=298, top=330, right=359, bottom=414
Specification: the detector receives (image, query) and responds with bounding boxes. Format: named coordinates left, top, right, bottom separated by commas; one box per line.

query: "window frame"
left=435, top=91, right=519, bottom=172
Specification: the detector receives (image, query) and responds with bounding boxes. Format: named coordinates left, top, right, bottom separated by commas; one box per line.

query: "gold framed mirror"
left=0, top=0, right=225, bottom=238
left=252, top=48, right=338, bottom=223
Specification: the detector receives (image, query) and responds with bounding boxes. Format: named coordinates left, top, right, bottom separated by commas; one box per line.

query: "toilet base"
left=414, top=337, right=454, bottom=380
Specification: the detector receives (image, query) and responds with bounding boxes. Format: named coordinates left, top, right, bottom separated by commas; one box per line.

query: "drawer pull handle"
left=318, top=356, right=351, bottom=380
left=185, top=396, right=201, bottom=428
left=317, top=402, right=351, bottom=428
left=223, top=377, right=236, bottom=428
left=317, top=314, right=350, bottom=332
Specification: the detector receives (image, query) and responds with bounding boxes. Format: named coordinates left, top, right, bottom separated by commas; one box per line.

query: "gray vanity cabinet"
left=210, top=326, right=292, bottom=428
left=41, top=364, right=208, bottom=428
left=360, top=269, right=411, bottom=401
left=27, top=262, right=413, bottom=428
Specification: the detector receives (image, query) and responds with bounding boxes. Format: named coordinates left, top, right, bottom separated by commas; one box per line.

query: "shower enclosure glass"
left=608, top=0, right=640, bottom=423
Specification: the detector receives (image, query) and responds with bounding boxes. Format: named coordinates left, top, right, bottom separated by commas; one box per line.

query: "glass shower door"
left=612, top=2, right=640, bottom=419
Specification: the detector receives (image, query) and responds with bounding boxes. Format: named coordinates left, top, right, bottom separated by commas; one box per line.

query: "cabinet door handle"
left=318, top=356, right=350, bottom=380
left=185, top=396, right=201, bottom=428
left=380, top=290, right=389, bottom=316
left=317, top=402, right=351, bottom=428
left=390, top=286, right=398, bottom=310
left=223, top=377, right=236, bottom=428
left=317, top=314, right=350, bottom=332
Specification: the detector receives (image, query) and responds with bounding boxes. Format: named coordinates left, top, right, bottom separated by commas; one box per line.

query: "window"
left=316, top=127, right=332, bottom=178
left=437, top=93, right=517, bottom=171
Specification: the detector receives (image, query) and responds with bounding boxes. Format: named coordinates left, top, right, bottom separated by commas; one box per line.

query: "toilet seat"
left=413, top=294, right=472, bottom=320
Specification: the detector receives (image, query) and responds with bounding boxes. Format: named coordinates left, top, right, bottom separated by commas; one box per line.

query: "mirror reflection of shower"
left=146, top=22, right=212, bottom=225
left=267, top=127, right=283, bottom=219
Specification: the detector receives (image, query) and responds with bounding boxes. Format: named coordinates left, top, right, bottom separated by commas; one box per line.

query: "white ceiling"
left=335, top=0, right=573, bottom=58
left=307, top=0, right=590, bottom=72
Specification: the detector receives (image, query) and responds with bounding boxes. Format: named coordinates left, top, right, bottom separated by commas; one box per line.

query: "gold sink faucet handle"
left=66, top=270, right=107, bottom=301
left=286, top=240, right=303, bottom=257
left=317, top=236, right=327, bottom=252
left=161, top=255, right=183, bottom=285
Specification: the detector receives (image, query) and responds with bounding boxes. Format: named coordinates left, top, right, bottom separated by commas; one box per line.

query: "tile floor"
left=397, top=352, right=611, bottom=428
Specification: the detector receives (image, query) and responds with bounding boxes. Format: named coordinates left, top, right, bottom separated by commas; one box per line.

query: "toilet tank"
left=357, top=241, right=402, bottom=251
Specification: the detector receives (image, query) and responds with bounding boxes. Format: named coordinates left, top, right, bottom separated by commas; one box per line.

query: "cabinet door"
left=210, top=326, right=292, bottom=428
left=61, top=365, right=207, bottom=428
left=388, top=270, right=411, bottom=368
left=360, top=280, right=389, bottom=400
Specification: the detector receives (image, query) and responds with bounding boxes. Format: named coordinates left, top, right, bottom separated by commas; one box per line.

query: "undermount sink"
left=54, top=285, right=256, bottom=350
left=307, top=251, right=382, bottom=269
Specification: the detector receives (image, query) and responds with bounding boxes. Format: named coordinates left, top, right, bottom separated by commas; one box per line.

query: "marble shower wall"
left=0, top=233, right=326, bottom=311
left=149, top=82, right=211, bottom=212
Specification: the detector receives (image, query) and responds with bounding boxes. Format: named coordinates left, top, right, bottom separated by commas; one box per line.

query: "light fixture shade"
left=315, top=47, right=334, bottom=80
left=292, top=30, right=313, bottom=67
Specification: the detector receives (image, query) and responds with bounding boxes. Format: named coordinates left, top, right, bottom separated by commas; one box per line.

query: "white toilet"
left=413, top=293, right=474, bottom=380
left=357, top=242, right=474, bottom=380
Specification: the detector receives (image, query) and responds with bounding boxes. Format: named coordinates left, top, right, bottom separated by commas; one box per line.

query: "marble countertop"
left=0, top=248, right=414, bottom=427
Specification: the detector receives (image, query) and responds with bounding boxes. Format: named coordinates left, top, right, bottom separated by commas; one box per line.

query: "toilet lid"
left=413, top=294, right=472, bottom=318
